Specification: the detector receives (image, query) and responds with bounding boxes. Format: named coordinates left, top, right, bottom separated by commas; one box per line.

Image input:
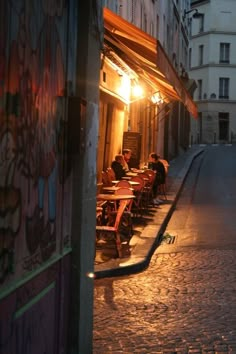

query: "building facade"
left=99, top=0, right=197, bottom=179
left=0, top=1, right=197, bottom=353
left=190, top=0, right=236, bottom=144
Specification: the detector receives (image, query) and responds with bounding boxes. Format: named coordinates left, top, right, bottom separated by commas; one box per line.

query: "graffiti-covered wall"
left=0, top=0, right=80, bottom=352
left=0, top=0, right=78, bottom=286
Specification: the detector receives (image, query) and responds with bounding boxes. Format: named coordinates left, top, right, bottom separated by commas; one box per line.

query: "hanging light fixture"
left=151, top=91, right=164, bottom=104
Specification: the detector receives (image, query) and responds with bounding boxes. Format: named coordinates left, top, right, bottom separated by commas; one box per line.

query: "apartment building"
left=189, top=0, right=236, bottom=144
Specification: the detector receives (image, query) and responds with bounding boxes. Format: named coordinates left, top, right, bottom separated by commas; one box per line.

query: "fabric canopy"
left=103, top=8, right=198, bottom=118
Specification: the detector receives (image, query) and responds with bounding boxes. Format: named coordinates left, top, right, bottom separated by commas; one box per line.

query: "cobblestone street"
left=94, top=248, right=236, bottom=353
left=93, top=146, right=236, bottom=354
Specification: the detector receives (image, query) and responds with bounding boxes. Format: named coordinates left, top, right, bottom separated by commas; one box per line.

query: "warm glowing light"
left=86, top=272, right=95, bottom=278
left=151, top=92, right=164, bottom=104
left=132, top=84, right=144, bottom=98
left=117, top=75, right=131, bottom=102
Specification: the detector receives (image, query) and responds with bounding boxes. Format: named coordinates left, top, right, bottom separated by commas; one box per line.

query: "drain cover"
left=161, top=233, right=176, bottom=244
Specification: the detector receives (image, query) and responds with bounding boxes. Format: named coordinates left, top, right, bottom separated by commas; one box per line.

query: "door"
left=219, top=112, right=229, bottom=142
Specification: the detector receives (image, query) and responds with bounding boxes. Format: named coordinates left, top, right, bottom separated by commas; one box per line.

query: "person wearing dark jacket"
left=111, top=154, right=126, bottom=180
left=148, top=153, right=166, bottom=204
left=122, top=149, right=132, bottom=171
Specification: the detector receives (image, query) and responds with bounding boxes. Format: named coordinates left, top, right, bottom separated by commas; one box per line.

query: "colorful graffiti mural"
left=0, top=0, right=73, bottom=284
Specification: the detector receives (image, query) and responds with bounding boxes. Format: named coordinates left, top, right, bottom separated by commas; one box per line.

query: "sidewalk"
left=94, top=145, right=205, bottom=279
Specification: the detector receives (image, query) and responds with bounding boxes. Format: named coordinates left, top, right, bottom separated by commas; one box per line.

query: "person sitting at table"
left=122, top=148, right=132, bottom=171
left=148, top=153, right=166, bottom=205
left=111, top=154, right=127, bottom=180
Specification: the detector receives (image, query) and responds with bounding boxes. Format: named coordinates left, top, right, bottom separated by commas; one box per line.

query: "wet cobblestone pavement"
left=94, top=248, right=236, bottom=354
left=93, top=145, right=236, bottom=354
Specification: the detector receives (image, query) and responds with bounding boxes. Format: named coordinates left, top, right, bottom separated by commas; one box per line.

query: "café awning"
left=103, top=8, right=198, bottom=118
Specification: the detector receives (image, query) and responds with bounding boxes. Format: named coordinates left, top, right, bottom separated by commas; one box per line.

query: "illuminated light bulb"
left=151, top=92, right=163, bottom=104
left=117, top=75, right=131, bottom=101
left=86, top=272, right=95, bottom=278
left=132, top=84, right=143, bottom=98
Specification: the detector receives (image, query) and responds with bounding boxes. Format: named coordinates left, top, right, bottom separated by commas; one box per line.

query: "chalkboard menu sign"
left=123, top=132, right=141, bottom=168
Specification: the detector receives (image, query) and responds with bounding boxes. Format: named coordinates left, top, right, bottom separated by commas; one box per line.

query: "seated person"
left=159, top=158, right=169, bottom=175
left=148, top=153, right=166, bottom=204
left=122, top=148, right=132, bottom=171
left=111, top=154, right=127, bottom=180
left=148, top=152, right=169, bottom=174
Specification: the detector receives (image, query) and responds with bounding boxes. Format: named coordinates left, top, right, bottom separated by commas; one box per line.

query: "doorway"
left=219, top=112, right=229, bottom=142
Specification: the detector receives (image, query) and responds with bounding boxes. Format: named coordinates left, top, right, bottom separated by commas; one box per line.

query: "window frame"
left=197, top=79, right=202, bottom=100
left=220, top=43, right=230, bottom=64
left=199, top=45, right=204, bottom=66
left=199, top=14, right=204, bottom=32
left=189, top=47, right=192, bottom=69
left=219, top=77, right=229, bottom=99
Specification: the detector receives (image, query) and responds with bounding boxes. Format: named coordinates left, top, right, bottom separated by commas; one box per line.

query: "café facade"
left=97, top=8, right=198, bottom=182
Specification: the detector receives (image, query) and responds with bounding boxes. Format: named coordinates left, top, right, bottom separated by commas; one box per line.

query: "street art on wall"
left=0, top=0, right=73, bottom=285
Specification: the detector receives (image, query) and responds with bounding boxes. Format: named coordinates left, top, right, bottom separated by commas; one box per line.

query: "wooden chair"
left=96, top=200, right=107, bottom=225
left=96, top=182, right=103, bottom=195
left=96, top=199, right=129, bottom=257
left=115, top=180, right=132, bottom=188
left=102, top=170, right=112, bottom=186
left=142, top=169, right=156, bottom=206
left=160, top=159, right=169, bottom=175
left=143, top=169, right=155, bottom=182
left=114, top=187, right=134, bottom=239
left=114, top=187, right=134, bottom=211
left=129, top=176, right=145, bottom=217
left=106, top=167, right=116, bottom=182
